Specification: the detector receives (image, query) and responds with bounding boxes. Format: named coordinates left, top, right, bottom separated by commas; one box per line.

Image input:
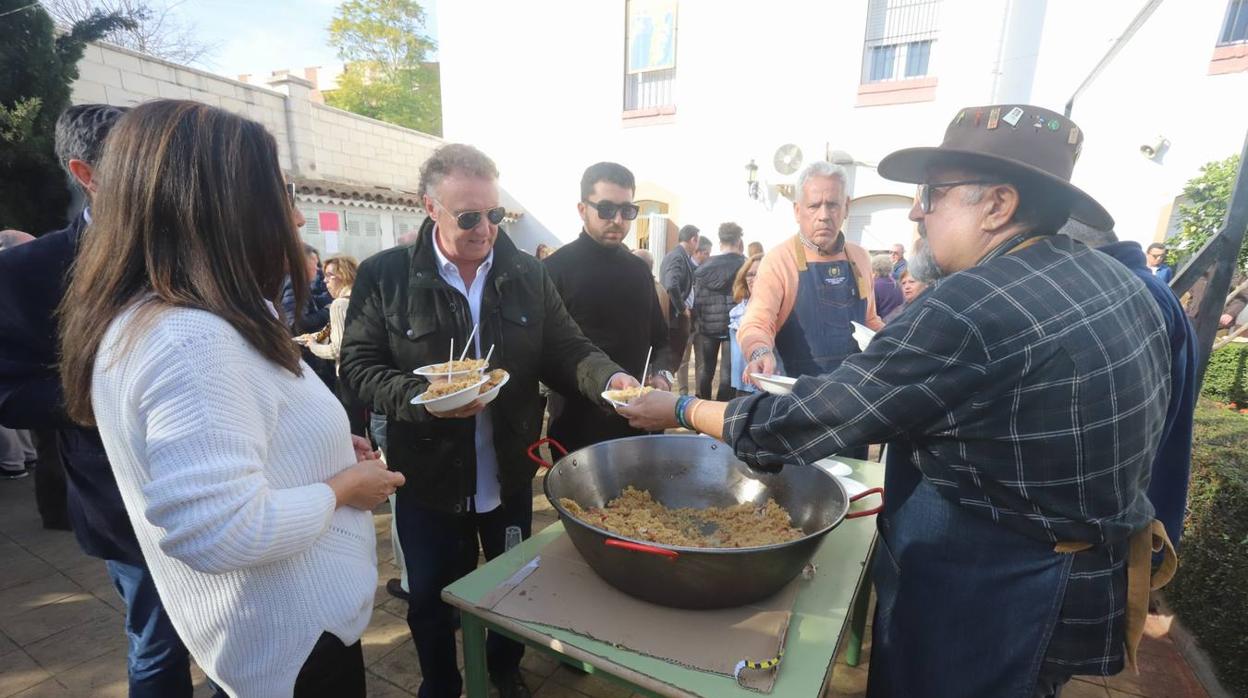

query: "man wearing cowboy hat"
left=619, top=105, right=1176, bottom=697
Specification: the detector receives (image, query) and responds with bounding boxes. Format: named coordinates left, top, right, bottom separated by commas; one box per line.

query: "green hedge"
left=1166, top=399, right=1248, bottom=696
left=1199, top=342, right=1248, bottom=405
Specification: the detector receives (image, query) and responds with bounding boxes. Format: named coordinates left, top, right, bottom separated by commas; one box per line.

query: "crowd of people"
left=0, top=96, right=1210, bottom=698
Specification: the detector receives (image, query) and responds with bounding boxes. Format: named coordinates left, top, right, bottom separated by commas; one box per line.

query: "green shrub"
left=1166, top=399, right=1248, bottom=696
left=1199, top=342, right=1248, bottom=405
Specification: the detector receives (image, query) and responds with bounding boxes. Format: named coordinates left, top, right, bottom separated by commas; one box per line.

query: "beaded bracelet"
left=675, top=394, right=695, bottom=430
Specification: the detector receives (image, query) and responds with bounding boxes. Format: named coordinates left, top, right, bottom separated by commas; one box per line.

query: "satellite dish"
left=773, top=144, right=803, bottom=175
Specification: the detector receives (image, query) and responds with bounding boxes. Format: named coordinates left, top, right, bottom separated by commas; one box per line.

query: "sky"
left=176, top=0, right=439, bottom=80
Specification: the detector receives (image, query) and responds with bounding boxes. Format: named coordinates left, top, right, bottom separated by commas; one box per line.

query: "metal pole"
left=1063, top=0, right=1163, bottom=117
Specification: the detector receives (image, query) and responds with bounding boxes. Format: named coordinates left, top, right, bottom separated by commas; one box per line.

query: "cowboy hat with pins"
left=878, top=104, right=1113, bottom=231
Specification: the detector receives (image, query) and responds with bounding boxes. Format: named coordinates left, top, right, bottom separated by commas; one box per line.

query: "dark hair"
left=55, top=104, right=130, bottom=188
left=678, top=224, right=699, bottom=243
left=1147, top=242, right=1167, bottom=253
left=718, top=222, right=743, bottom=245
left=302, top=242, right=320, bottom=258
left=59, top=100, right=307, bottom=425
left=417, top=143, right=499, bottom=200
left=697, top=235, right=713, bottom=252
left=580, top=162, right=635, bottom=200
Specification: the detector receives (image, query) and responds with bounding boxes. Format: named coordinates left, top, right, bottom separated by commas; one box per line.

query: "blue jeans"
left=867, top=453, right=1073, bottom=698
left=394, top=490, right=532, bottom=698
left=104, top=559, right=193, bottom=698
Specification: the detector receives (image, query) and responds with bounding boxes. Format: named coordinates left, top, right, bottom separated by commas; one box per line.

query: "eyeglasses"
left=431, top=199, right=506, bottom=230
left=583, top=199, right=640, bottom=221
left=285, top=182, right=297, bottom=208
left=917, top=180, right=997, bottom=214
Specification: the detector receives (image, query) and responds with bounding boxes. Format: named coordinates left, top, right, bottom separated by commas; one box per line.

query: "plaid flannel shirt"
left=725, top=234, right=1171, bottom=675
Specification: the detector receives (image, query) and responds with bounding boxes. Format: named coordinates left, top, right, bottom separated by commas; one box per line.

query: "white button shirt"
left=432, top=231, right=501, bottom=513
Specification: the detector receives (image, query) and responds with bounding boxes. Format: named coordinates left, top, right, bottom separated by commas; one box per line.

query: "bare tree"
left=41, top=0, right=217, bottom=65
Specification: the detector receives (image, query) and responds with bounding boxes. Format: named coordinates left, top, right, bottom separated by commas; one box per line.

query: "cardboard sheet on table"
left=482, top=533, right=800, bottom=693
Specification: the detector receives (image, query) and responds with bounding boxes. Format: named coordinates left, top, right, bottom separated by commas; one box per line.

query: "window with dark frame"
left=1220, top=0, right=1248, bottom=45
left=624, top=0, right=678, bottom=112
left=861, top=0, right=941, bottom=84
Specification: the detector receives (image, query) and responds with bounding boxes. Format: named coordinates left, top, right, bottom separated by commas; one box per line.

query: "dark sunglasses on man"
left=432, top=199, right=507, bottom=230
left=583, top=199, right=641, bottom=221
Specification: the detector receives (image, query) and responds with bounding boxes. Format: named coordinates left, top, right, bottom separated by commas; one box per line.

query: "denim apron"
left=774, top=235, right=869, bottom=459
left=866, top=446, right=1073, bottom=698
left=773, top=235, right=865, bottom=378
left=868, top=235, right=1077, bottom=698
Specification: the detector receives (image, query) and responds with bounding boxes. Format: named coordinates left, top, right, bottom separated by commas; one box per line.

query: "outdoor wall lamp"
left=746, top=159, right=759, bottom=200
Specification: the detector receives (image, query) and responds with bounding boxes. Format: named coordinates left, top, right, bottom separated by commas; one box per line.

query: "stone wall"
left=70, top=41, right=442, bottom=192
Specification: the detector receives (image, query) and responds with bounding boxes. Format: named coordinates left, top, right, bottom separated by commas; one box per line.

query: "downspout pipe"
left=1064, top=0, right=1163, bottom=117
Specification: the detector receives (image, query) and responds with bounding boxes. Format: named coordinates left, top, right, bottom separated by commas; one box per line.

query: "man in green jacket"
left=340, top=144, right=636, bottom=698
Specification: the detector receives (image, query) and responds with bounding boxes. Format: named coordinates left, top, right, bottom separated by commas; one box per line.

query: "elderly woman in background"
left=729, top=253, right=769, bottom=396
left=58, top=100, right=403, bottom=697
left=883, top=270, right=929, bottom=323
left=872, top=253, right=904, bottom=322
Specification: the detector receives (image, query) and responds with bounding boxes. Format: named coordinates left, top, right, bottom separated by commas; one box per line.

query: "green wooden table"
left=441, top=457, right=884, bottom=698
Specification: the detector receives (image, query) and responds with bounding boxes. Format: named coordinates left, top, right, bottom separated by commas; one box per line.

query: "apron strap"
left=1053, top=520, right=1178, bottom=674
left=792, top=234, right=870, bottom=298
left=1124, top=521, right=1178, bottom=672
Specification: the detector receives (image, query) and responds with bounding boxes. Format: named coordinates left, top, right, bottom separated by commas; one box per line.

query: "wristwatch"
left=749, top=346, right=774, bottom=363
left=655, top=369, right=676, bottom=384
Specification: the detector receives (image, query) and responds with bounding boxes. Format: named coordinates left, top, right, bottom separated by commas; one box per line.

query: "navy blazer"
left=1100, top=241, right=1197, bottom=549
left=0, top=213, right=143, bottom=563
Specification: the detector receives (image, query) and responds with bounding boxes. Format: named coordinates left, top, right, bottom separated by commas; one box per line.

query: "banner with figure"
left=627, top=0, right=677, bottom=74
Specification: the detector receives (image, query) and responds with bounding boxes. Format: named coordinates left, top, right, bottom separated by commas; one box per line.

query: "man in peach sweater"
left=739, top=161, right=884, bottom=393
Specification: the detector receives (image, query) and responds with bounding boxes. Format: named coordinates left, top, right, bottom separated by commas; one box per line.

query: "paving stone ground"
left=0, top=465, right=1211, bottom=697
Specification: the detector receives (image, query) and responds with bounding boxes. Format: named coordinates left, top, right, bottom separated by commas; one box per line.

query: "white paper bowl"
left=413, top=360, right=488, bottom=382
left=410, top=374, right=488, bottom=411
left=476, top=370, right=510, bottom=406
left=601, top=387, right=656, bottom=410
left=751, top=373, right=797, bottom=396
left=851, top=321, right=877, bottom=352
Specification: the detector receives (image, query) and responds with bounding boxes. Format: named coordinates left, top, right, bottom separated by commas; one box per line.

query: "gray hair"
left=54, top=104, right=129, bottom=189
left=908, top=238, right=945, bottom=284
left=795, top=161, right=850, bottom=204
left=871, top=254, right=893, bottom=277
left=697, top=235, right=713, bottom=252
left=1060, top=220, right=1118, bottom=248
left=417, top=143, right=499, bottom=200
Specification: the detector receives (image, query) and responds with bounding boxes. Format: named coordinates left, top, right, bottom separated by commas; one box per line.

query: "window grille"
left=861, top=0, right=941, bottom=84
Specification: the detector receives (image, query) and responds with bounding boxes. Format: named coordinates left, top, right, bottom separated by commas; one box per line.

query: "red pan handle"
left=605, top=538, right=680, bottom=560
left=845, top=487, right=884, bottom=519
left=525, top=438, right=568, bottom=470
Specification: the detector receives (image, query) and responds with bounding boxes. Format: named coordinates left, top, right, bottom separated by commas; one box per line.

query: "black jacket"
left=340, top=220, right=623, bottom=513
left=660, top=246, right=694, bottom=316
left=693, top=252, right=745, bottom=338
left=0, top=213, right=144, bottom=564
left=543, top=232, right=672, bottom=451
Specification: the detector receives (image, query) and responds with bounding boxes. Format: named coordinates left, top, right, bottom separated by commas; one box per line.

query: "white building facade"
left=438, top=0, right=1248, bottom=254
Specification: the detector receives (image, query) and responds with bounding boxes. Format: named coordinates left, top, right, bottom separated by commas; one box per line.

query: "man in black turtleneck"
left=544, top=162, right=674, bottom=451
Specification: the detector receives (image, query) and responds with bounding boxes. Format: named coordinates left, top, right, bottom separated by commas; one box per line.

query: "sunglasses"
left=286, top=181, right=297, bottom=207
left=432, top=199, right=506, bottom=230
left=583, top=199, right=641, bottom=221
left=917, top=180, right=996, bottom=214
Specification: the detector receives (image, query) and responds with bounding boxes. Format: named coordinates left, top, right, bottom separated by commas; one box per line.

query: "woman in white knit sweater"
left=57, top=100, right=405, bottom=698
